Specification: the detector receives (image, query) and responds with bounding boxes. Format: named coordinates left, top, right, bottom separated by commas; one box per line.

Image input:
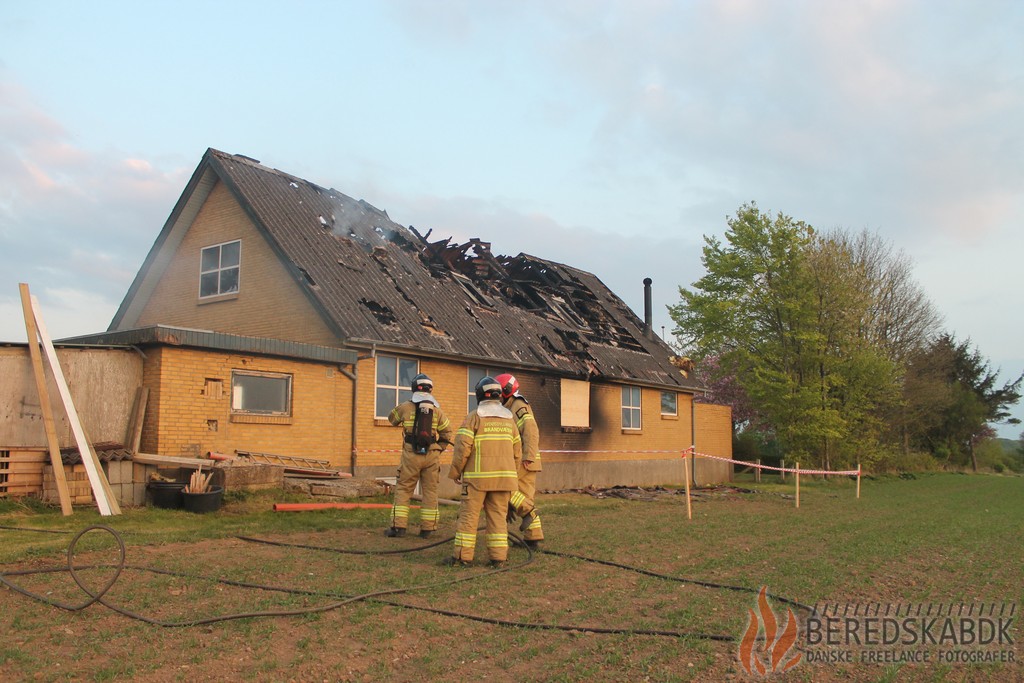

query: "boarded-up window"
left=205, top=378, right=223, bottom=399
left=560, top=379, right=590, bottom=429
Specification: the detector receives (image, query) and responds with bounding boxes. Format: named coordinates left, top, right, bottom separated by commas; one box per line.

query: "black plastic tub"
left=147, top=481, right=185, bottom=509
left=181, top=486, right=224, bottom=513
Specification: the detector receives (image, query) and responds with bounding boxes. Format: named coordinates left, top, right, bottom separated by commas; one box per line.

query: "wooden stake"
left=28, top=294, right=118, bottom=515
left=780, top=458, right=786, bottom=483
left=795, top=462, right=800, bottom=509
left=683, top=450, right=692, bottom=520
left=19, top=284, right=73, bottom=516
left=755, top=458, right=761, bottom=483
left=856, top=463, right=861, bottom=499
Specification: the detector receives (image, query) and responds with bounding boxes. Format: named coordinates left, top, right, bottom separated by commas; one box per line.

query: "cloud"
left=0, top=286, right=120, bottom=344
left=0, top=70, right=189, bottom=339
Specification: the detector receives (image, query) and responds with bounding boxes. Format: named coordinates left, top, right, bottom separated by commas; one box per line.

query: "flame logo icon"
left=738, top=586, right=803, bottom=676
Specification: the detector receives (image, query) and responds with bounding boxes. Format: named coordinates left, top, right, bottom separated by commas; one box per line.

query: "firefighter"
left=385, top=373, right=453, bottom=539
left=445, top=376, right=522, bottom=567
left=494, top=372, right=544, bottom=549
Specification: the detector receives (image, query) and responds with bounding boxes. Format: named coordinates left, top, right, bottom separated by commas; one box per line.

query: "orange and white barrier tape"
left=685, top=450, right=859, bottom=477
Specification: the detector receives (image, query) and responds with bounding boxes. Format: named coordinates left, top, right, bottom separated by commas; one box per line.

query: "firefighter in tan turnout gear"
left=385, top=374, right=453, bottom=539
left=445, top=376, right=522, bottom=567
left=495, top=373, right=544, bottom=548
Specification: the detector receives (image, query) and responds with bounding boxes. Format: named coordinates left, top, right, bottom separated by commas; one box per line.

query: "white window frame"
left=622, top=385, right=642, bottom=430
left=661, top=391, right=678, bottom=416
left=199, top=240, right=241, bottom=298
left=231, top=370, right=292, bottom=416
left=375, top=354, right=419, bottom=418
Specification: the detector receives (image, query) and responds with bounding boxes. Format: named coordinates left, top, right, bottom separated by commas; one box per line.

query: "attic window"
left=452, top=272, right=493, bottom=308
left=199, top=240, right=240, bottom=298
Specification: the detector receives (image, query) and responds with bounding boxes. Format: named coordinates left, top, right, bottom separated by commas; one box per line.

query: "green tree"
left=671, top=205, right=938, bottom=470
left=671, top=204, right=898, bottom=467
left=912, top=334, right=1022, bottom=470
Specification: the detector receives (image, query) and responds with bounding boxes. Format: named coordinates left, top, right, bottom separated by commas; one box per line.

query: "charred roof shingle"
left=177, top=149, right=701, bottom=391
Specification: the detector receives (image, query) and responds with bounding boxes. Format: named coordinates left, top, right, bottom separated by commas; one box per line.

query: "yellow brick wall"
left=351, top=357, right=702, bottom=470
left=130, top=346, right=735, bottom=484
left=695, top=403, right=733, bottom=483
left=135, top=181, right=337, bottom=346
left=143, top=347, right=352, bottom=466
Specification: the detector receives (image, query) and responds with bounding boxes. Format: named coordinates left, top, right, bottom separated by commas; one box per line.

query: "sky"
left=1, top=1, right=1021, bottom=437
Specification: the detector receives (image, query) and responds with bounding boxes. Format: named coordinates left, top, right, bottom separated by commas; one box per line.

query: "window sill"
left=230, top=414, right=292, bottom=425
left=661, top=414, right=679, bottom=420
left=561, top=426, right=592, bottom=434
left=199, top=292, right=239, bottom=305
left=374, top=418, right=393, bottom=427
left=621, top=429, right=644, bottom=435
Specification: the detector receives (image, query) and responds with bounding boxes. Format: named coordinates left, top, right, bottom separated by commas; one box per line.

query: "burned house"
left=53, top=148, right=731, bottom=492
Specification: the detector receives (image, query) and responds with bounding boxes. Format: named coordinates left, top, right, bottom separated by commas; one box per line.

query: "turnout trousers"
left=391, top=451, right=441, bottom=531
left=509, top=465, right=544, bottom=542
left=453, top=485, right=512, bottom=563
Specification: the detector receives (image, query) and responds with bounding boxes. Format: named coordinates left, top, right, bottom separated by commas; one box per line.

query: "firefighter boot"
left=384, top=527, right=406, bottom=538
left=419, top=529, right=435, bottom=539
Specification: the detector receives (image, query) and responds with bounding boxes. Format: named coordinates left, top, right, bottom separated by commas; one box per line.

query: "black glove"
left=506, top=503, right=518, bottom=524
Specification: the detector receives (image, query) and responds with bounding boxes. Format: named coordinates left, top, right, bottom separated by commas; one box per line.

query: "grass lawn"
left=0, top=472, right=1020, bottom=682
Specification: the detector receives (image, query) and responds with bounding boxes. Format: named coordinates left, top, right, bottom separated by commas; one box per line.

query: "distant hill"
left=996, top=437, right=1022, bottom=455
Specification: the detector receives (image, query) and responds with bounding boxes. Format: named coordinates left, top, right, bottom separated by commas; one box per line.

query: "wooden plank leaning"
left=28, top=291, right=120, bottom=515
left=124, top=387, right=149, bottom=454
left=18, top=284, right=73, bottom=516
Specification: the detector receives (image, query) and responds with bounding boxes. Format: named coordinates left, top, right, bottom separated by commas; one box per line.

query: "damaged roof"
left=113, top=149, right=700, bottom=392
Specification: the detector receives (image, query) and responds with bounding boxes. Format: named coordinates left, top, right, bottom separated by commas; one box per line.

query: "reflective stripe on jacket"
left=449, top=402, right=521, bottom=491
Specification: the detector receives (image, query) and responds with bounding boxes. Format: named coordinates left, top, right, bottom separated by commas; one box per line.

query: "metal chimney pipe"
left=643, top=277, right=653, bottom=338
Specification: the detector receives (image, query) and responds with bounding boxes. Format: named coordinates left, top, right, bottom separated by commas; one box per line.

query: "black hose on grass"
left=0, top=524, right=797, bottom=641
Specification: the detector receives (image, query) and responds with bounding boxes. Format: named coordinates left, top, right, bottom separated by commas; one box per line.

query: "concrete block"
left=214, top=462, right=284, bottom=491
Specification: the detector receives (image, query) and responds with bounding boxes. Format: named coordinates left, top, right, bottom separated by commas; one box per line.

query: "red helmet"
left=494, top=373, right=519, bottom=400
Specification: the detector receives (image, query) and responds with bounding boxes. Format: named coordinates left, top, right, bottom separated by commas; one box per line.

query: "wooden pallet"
left=0, top=450, right=46, bottom=497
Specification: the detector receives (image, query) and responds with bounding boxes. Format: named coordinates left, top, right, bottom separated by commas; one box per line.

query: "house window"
left=468, top=365, right=503, bottom=411
left=376, top=354, right=419, bottom=418
left=661, top=391, right=678, bottom=416
left=231, top=370, right=291, bottom=415
left=200, top=240, right=241, bottom=298
left=622, top=386, right=641, bottom=430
